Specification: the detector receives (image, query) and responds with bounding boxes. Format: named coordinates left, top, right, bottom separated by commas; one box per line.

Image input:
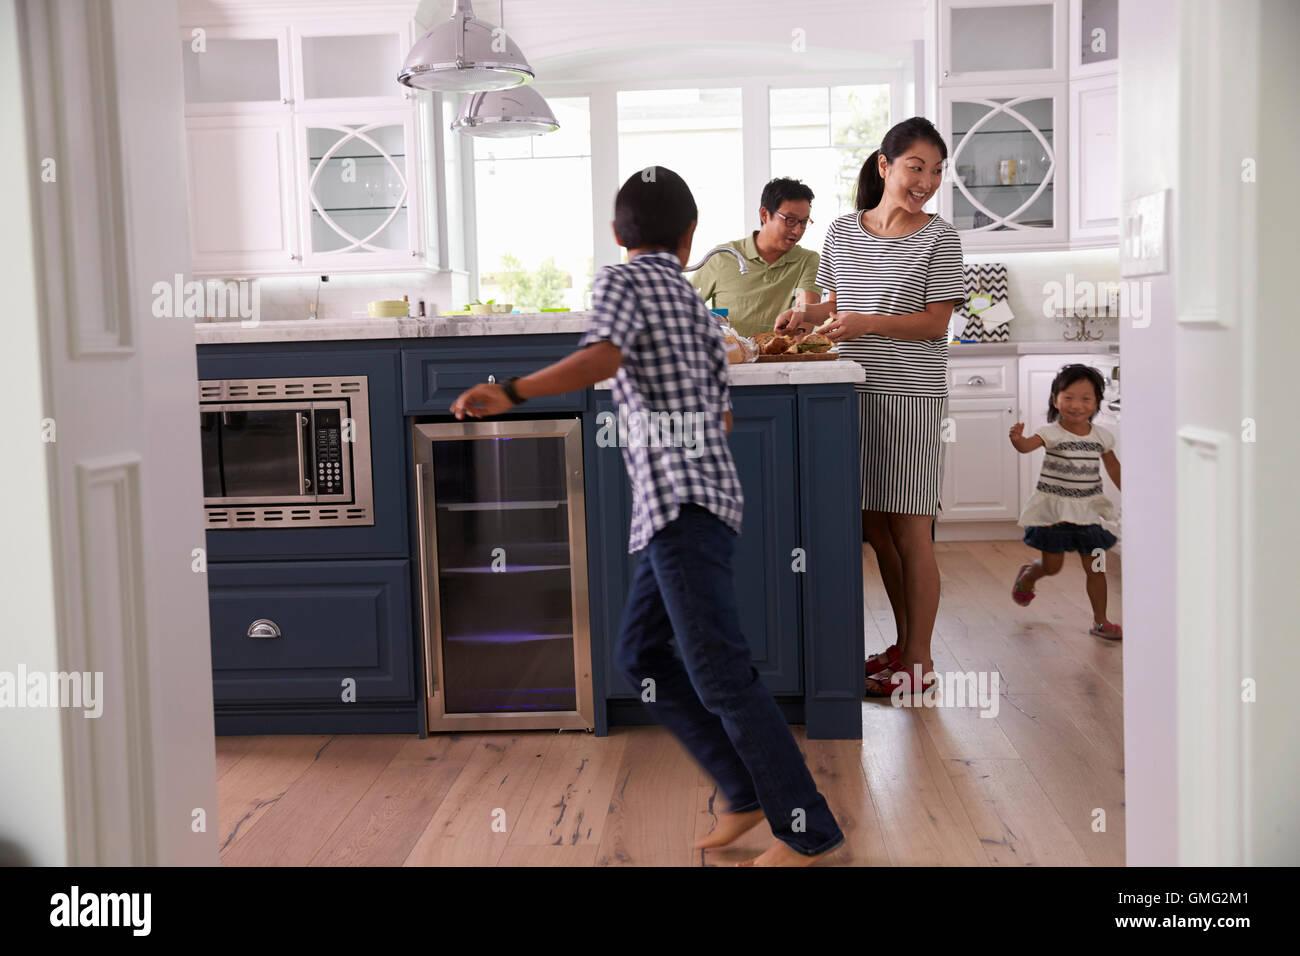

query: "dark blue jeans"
left=615, top=503, right=845, bottom=856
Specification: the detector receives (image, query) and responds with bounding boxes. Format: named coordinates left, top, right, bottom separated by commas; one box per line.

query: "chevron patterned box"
left=953, top=263, right=1011, bottom=343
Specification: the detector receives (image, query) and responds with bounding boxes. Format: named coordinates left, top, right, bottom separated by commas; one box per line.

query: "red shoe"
left=865, top=644, right=901, bottom=677
left=864, top=665, right=936, bottom=699
left=1090, top=621, right=1122, bottom=640
left=1012, top=564, right=1036, bottom=606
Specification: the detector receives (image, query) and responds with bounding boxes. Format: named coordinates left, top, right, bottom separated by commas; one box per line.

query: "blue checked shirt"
left=579, top=250, right=744, bottom=553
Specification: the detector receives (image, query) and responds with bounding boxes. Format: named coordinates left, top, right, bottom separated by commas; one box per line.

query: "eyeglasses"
left=773, top=211, right=813, bottom=230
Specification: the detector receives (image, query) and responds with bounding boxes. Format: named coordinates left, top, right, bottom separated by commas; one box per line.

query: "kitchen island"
left=196, top=315, right=866, bottom=739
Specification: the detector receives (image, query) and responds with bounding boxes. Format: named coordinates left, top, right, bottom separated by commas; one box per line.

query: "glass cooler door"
left=413, top=419, right=592, bottom=732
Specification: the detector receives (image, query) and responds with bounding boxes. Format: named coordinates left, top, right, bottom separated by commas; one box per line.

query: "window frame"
left=456, top=70, right=908, bottom=299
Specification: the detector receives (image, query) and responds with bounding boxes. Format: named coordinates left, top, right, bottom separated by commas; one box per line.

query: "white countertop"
left=193, top=312, right=591, bottom=343
left=596, top=359, right=866, bottom=389
left=949, top=340, right=1119, bottom=355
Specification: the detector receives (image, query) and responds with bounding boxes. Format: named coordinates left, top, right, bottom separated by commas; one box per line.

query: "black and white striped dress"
left=815, top=212, right=966, bottom=515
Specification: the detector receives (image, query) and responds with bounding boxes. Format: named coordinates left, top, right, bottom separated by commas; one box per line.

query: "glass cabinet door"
left=299, top=115, right=418, bottom=266
left=942, top=87, right=1066, bottom=248
left=940, top=0, right=1066, bottom=84
left=1072, top=0, right=1119, bottom=75
left=180, top=30, right=290, bottom=111
left=414, top=420, right=592, bottom=731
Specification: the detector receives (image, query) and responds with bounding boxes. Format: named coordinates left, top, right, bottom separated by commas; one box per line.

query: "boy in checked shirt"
left=452, top=167, right=844, bottom=866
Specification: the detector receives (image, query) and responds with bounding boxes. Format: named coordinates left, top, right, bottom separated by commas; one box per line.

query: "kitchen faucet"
left=683, top=244, right=749, bottom=275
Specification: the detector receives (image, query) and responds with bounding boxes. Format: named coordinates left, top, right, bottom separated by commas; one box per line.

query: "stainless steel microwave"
left=199, top=375, right=373, bottom=528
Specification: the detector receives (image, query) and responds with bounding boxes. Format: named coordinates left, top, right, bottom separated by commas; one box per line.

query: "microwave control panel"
left=313, top=407, right=344, bottom=495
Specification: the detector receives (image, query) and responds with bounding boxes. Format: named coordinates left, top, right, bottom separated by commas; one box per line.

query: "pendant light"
left=453, top=86, right=559, bottom=137
left=398, top=0, right=533, bottom=93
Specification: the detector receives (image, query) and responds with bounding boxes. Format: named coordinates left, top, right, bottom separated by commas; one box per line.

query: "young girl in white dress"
left=1008, top=364, right=1123, bottom=639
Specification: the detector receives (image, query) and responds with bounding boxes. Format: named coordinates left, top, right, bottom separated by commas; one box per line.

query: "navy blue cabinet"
left=402, top=335, right=588, bottom=416
left=585, top=389, right=801, bottom=717
left=208, top=559, right=413, bottom=704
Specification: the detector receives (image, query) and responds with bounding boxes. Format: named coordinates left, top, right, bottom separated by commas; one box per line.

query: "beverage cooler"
left=412, top=419, right=594, bottom=732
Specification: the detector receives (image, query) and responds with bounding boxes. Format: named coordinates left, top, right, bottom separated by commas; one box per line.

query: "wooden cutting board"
left=755, top=352, right=841, bottom=362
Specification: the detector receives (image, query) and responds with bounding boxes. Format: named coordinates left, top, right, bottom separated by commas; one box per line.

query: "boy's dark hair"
left=1047, top=364, right=1106, bottom=422
left=761, top=177, right=814, bottom=214
left=855, top=116, right=949, bottom=211
left=614, top=166, right=697, bottom=250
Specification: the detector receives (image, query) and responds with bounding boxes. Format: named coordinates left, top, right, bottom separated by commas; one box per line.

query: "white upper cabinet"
left=179, top=26, right=292, bottom=114
left=1070, top=0, right=1119, bottom=77
left=297, top=111, right=422, bottom=270
left=938, top=0, right=1068, bottom=86
left=186, top=114, right=299, bottom=273
left=940, top=84, right=1068, bottom=250
left=1069, top=74, right=1118, bottom=244
left=180, top=8, right=431, bottom=277
left=292, top=23, right=415, bottom=109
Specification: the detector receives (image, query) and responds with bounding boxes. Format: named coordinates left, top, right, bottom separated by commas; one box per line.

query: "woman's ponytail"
left=855, top=149, right=885, bottom=211
left=855, top=117, right=950, bottom=213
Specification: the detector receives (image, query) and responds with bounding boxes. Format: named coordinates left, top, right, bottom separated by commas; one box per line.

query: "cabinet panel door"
left=298, top=110, right=422, bottom=271
left=186, top=114, right=298, bottom=275
left=726, top=394, right=801, bottom=693
left=1070, top=76, right=1119, bottom=243
left=940, top=83, right=1068, bottom=250
left=939, top=0, right=1068, bottom=86
left=941, top=398, right=1019, bottom=520
left=208, top=559, right=413, bottom=704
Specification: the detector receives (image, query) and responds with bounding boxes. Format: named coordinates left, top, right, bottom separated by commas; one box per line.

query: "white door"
left=941, top=399, right=1020, bottom=519
left=186, top=113, right=300, bottom=276
left=1069, top=74, right=1119, bottom=245
left=3, top=0, right=218, bottom=865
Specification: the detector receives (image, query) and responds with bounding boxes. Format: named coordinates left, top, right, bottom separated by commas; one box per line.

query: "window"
left=472, top=96, right=592, bottom=312
left=769, top=84, right=891, bottom=255
left=617, top=88, right=744, bottom=260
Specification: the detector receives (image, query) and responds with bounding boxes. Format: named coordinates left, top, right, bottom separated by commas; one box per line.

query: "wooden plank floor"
left=216, top=540, right=1125, bottom=866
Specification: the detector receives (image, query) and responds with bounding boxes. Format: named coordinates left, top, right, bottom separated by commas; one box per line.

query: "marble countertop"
left=596, top=359, right=866, bottom=390
left=193, top=312, right=591, bottom=343
left=950, top=340, right=1119, bottom=355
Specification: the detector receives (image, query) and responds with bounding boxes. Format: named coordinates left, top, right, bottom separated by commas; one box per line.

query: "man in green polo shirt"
left=690, top=177, right=822, bottom=339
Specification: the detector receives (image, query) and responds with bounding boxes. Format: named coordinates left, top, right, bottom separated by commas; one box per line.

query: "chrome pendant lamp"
left=453, top=86, right=559, bottom=137
left=398, top=0, right=533, bottom=93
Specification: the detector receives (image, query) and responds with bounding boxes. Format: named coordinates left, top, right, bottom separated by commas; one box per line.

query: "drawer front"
left=403, top=341, right=588, bottom=415
left=948, top=358, right=1016, bottom=398
left=208, top=559, right=413, bottom=703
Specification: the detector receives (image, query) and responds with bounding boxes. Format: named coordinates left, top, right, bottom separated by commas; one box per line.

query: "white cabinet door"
left=940, top=398, right=1020, bottom=520
left=297, top=110, right=423, bottom=272
left=1069, top=0, right=1119, bottom=78
left=939, top=0, right=1068, bottom=86
left=291, top=21, right=415, bottom=111
left=178, top=25, right=292, bottom=116
left=1069, top=75, right=1118, bottom=245
left=941, top=83, right=1068, bottom=251
left=186, top=114, right=299, bottom=276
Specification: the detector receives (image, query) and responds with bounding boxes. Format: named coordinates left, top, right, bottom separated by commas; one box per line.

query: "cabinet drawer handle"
left=247, top=619, right=282, bottom=639
left=966, top=375, right=986, bottom=386
left=487, top=374, right=496, bottom=384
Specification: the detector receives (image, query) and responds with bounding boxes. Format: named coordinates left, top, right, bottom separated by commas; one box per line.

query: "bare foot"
left=694, top=809, right=765, bottom=849
left=735, top=839, right=834, bottom=867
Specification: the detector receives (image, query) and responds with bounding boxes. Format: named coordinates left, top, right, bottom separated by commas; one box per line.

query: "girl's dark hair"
left=855, top=116, right=949, bottom=211
left=1047, top=364, right=1106, bottom=422
left=614, top=166, right=698, bottom=249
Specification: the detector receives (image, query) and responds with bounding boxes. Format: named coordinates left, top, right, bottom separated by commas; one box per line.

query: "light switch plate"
left=1120, top=188, right=1170, bottom=276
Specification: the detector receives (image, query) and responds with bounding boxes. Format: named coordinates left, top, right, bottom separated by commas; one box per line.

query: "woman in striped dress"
left=776, top=117, right=966, bottom=697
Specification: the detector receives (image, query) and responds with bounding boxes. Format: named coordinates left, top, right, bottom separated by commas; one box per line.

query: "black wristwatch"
left=501, top=376, right=526, bottom=405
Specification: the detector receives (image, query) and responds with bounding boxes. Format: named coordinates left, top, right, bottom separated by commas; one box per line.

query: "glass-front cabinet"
left=413, top=419, right=593, bottom=732
left=939, top=85, right=1067, bottom=249
left=298, top=113, right=422, bottom=270
left=1070, top=0, right=1119, bottom=76
left=938, top=0, right=1067, bottom=85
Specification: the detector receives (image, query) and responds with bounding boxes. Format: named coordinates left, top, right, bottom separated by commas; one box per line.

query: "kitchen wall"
left=194, top=270, right=460, bottom=323
left=964, top=248, right=1122, bottom=342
